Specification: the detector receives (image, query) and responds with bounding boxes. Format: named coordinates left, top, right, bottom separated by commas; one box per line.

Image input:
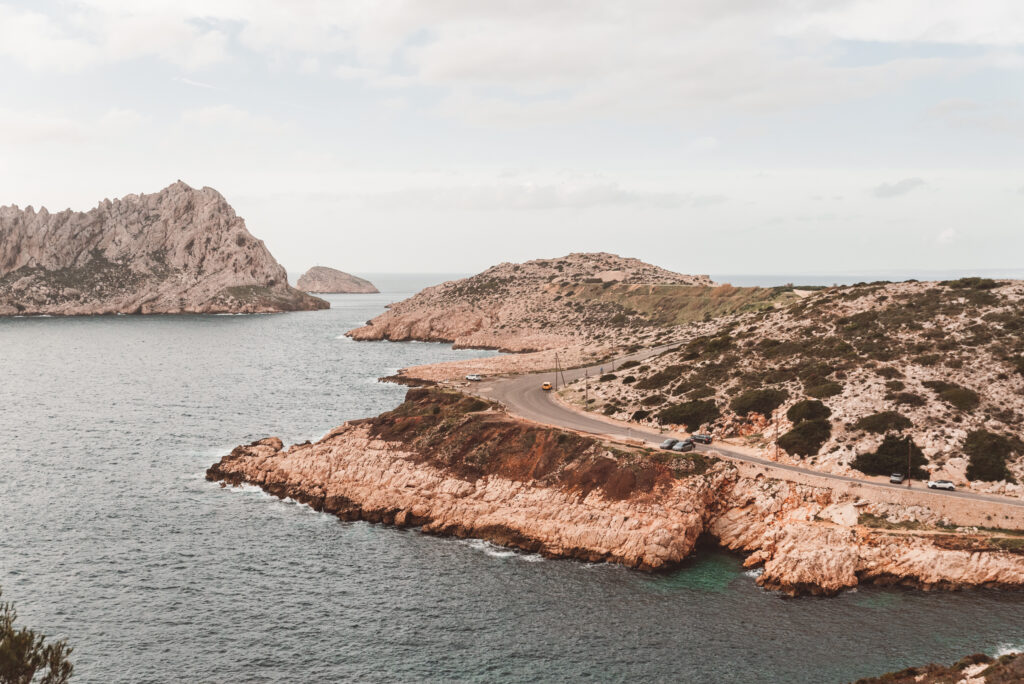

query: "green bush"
left=854, top=411, right=912, bottom=434
left=851, top=434, right=927, bottom=478
left=893, top=392, right=925, bottom=406
left=875, top=366, right=903, bottom=379
left=635, top=365, right=686, bottom=390
left=599, top=373, right=617, bottom=381
left=729, top=388, right=788, bottom=417
left=641, top=394, right=666, bottom=406
left=786, top=399, right=831, bottom=424
left=656, top=400, right=721, bottom=431
left=622, top=375, right=636, bottom=384
left=1, top=586, right=74, bottom=684
left=631, top=410, right=651, bottom=421
left=964, top=430, right=1020, bottom=482
left=940, top=277, right=999, bottom=290
left=804, top=380, right=843, bottom=398
left=777, top=419, right=831, bottom=457
left=922, top=381, right=980, bottom=412
left=687, top=385, right=715, bottom=400
left=618, top=360, right=640, bottom=370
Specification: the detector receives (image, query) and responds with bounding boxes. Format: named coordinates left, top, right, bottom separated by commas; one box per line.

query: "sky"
left=1, top=1, right=1023, bottom=277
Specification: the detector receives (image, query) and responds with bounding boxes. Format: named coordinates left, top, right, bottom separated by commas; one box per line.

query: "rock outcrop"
left=854, top=652, right=1023, bottom=684
left=0, top=181, right=328, bottom=315
left=347, top=252, right=715, bottom=352
left=296, top=266, right=378, bottom=293
left=208, top=388, right=1024, bottom=595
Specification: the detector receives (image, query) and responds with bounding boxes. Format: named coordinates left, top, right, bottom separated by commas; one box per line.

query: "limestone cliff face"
left=346, top=252, right=713, bottom=352
left=0, top=181, right=328, bottom=315
left=208, top=388, right=1024, bottom=595
left=296, top=266, right=378, bottom=294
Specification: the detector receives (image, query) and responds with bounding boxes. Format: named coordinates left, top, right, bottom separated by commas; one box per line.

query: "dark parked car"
left=672, top=439, right=695, bottom=452
left=890, top=473, right=906, bottom=484
left=659, top=438, right=679, bottom=450
left=691, top=434, right=713, bottom=444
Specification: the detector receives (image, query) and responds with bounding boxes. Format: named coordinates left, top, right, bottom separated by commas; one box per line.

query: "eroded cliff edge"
left=0, top=181, right=328, bottom=315
left=208, top=387, right=1024, bottom=596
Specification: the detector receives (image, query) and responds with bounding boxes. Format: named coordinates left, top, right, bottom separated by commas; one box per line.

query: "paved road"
left=469, top=348, right=1024, bottom=511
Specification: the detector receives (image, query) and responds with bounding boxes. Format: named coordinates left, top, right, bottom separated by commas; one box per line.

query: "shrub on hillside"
left=963, top=430, right=1020, bottom=482
left=805, top=380, right=843, bottom=398
left=777, top=419, right=831, bottom=457
left=729, top=388, right=788, bottom=417
left=618, top=360, right=640, bottom=370
left=622, top=375, right=636, bottom=384
left=893, top=392, right=925, bottom=406
left=635, top=365, right=686, bottom=390
left=656, top=400, right=721, bottom=431
left=851, top=435, right=927, bottom=478
left=687, top=385, right=715, bottom=400
left=940, top=277, right=999, bottom=290
left=631, top=410, right=651, bottom=421
left=854, top=411, right=912, bottom=434
left=642, top=394, right=666, bottom=406
left=786, top=399, right=831, bottom=424
left=599, top=373, right=617, bottom=381
left=922, top=380, right=980, bottom=412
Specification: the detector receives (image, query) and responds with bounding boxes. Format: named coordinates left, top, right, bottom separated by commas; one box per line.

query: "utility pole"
left=774, top=408, right=779, bottom=460
left=554, top=352, right=559, bottom=390
left=585, top=368, right=589, bottom=407
left=907, top=438, right=912, bottom=488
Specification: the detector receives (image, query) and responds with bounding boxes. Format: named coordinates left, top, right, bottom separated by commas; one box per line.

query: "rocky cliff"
left=208, top=388, right=1024, bottom=596
left=0, top=181, right=328, bottom=315
left=346, top=252, right=718, bottom=352
left=854, top=652, right=1023, bottom=684
left=296, top=266, right=378, bottom=293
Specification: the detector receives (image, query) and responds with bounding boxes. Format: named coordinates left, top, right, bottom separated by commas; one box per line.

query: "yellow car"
left=541, top=382, right=553, bottom=391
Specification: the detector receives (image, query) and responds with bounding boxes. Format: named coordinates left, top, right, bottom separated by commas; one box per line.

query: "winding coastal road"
left=467, top=348, right=1024, bottom=511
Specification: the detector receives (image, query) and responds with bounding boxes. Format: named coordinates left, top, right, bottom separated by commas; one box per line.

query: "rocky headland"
left=0, top=181, right=328, bottom=315
left=209, top=387, right=1024, bottom=596
left=296, top=266, right=378, bottom=294
left=347, top=252, right=726, bottom=352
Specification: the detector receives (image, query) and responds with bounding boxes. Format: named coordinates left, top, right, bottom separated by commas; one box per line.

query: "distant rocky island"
left=0, top=181, right=328, bottom=315
left=297, top=266, right=378, bottom=294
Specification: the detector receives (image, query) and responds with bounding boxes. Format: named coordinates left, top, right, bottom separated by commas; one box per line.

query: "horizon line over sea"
left=289, top=268, right=1024, bottom=294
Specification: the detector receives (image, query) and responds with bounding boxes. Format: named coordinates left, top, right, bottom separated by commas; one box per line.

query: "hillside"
left=0, top=181, right=327, bottom=315
left=347, top=252, right=797, bottom=354
left=561, top=278, right=1024, bottom=493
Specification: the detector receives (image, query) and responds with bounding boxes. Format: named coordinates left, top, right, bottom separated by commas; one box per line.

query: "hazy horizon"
left=3, top=1, right=1023, bottom=275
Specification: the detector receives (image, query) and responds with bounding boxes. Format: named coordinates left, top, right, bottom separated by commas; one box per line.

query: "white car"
left=927, top=480, right=956, bottom=491
left=465, top=374, right=483, bottom=382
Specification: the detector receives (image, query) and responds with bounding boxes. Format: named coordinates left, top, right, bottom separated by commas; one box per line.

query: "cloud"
left=871, top=177, right=925, bottom=198
left=936, top=228, right=956, bottom=245
left=174, top=76, right=218, bottom=89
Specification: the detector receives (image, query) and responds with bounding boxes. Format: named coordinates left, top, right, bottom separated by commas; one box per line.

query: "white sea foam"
left=743, top=567, right=764, bottom=578
left=463, top=538, right=544, bottom=562
left=994, top=642, right=1023, bottom=657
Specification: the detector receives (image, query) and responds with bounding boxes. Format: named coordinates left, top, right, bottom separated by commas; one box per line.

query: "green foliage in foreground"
left=656, top=400, right=720, bottom=431
left=964, top=430, right=1020, bottom=483
left=1, top=587, right=73, bottom=684
left=851, top=434, right=928, bottom=478
left=777, top=419, right=831, bottom=457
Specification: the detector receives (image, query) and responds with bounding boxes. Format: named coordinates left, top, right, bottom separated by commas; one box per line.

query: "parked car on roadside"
left=660, top=438, right=679, bottom=450
left=465, top=374, right=483, bottom=382
left=927, top=480, right=956, bottom=491
left=672, top=439, right=695, bottom=452
left=890, top=473, right=906, bottom=484
left=691, top=434, right=713, bottom=444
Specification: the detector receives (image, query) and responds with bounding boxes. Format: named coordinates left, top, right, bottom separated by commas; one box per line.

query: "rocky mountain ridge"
left=0, top=181, right=327, bottom=315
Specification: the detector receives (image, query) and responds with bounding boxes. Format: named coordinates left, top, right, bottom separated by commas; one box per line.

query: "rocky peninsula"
left=296, top=266, right=378, bottom=293
left=0, top=181, right=328, bottom=315
left=209, top=387, right=1024, bottom=596
left=855, top=651, right=1023, bottom=683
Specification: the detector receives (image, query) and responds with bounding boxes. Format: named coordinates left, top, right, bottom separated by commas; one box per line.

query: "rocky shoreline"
left=209, top=388, right=1024, bottom=596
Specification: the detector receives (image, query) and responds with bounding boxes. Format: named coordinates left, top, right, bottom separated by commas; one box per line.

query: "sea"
left=2, top=273, right=1022, bottom=683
